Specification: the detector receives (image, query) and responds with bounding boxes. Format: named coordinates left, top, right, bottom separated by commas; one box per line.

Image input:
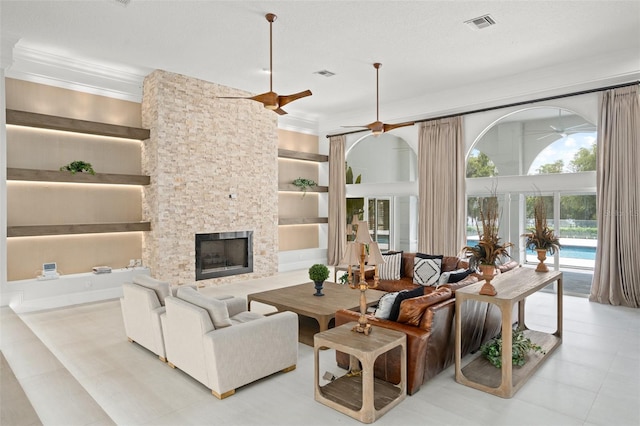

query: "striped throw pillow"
left=379, top=252, right=402, bottom=280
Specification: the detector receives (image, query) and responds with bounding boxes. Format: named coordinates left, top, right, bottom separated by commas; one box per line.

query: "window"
left=467, top=107, right=597, bottom=297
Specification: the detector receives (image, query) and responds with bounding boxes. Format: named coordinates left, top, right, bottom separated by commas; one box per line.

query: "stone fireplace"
left=195, top=231, right=253, bottom=280
left=141, top=70, right=279, bottom=286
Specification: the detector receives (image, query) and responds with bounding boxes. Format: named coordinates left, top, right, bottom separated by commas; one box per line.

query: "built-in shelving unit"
left=278, top=217, right=329, bottom=226
left=277, top=148, right=329, bottom=228
left=6, top=109, right=150, bottom=140
left=278, top=183, right=328, bottom=193
left=278, top=148, right=328, bottom=163
left=6, top=109, right=151, bottom=239
left=7, top=168, right=150, bottom=185
left=8, top=222, right=151, bottom=237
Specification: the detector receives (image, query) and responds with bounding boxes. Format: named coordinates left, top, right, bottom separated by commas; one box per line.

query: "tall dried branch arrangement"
left=463, top=190, right=513, bottom=268
left=521, top=196, right=561, bottom=254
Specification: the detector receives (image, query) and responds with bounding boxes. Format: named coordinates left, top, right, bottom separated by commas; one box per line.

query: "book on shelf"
left=92, top=266, right=112, bottom=274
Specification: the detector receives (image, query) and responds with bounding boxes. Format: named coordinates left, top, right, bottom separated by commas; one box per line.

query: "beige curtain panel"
left=417, top=116, right=466, bottom=255
left=590, top=84, right=640, bottom=308
left=327, top=135, right=346, bottom=266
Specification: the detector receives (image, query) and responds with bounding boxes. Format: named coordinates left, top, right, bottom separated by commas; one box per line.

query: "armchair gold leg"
left=167, top=362, right=176, bottom=369
left=127, top=337, right=134, bottom=343
left=281, top=365, right=296, bottom=373
left=159, top=356, right=167, bottom=362
left=212, top=389, right=235, bottom=399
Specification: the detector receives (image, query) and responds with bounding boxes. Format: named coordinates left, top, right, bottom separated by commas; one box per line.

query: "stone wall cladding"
left=141, top=70, right=279, bottom=286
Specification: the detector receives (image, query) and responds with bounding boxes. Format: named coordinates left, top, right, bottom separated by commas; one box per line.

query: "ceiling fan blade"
left=278, top=90, right=312, bottom=108
left=537, top=133, right=557, bottom=141
left=383, top=121, right=415, bottom=132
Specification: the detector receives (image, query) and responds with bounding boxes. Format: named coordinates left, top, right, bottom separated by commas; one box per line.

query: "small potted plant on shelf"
left=521, top=196, right=561, bottom=272
left=292, top=177, right=317, bottom=198
left=462, top=191, right=513, bottom=296
left=309, top=264, right=330, bottom=297
left=480, top=328, right=546, bottom=368
left=59, top=160, right=96, bottom=175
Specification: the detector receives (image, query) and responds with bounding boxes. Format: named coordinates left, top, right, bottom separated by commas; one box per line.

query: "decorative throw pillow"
left=374, top=291, right=401, bottom=319
left=415, top=253, right=444, bottom=260
left=388, top=286, right=425, bottom=322
left=413, top=257, right=442, bottom=286
left=176, top=287, right=232, bottom=329
left=437, top=271, right=451, bottom=286
left=448, top=268, right=473, bottom=283
left=379, top=252, right=402, bottom=280
left=397, top=288, right=452, bottom=327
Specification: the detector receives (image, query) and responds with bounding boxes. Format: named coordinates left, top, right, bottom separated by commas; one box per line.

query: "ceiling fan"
left=218, top=13, right=311, bottom=115
left=343, top=63, right=415, bottom=135
left=532, top=110, right=596, bottom=140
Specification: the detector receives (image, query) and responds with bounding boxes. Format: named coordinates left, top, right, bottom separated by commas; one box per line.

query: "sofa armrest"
left=202, top=311, right=298, bottom=394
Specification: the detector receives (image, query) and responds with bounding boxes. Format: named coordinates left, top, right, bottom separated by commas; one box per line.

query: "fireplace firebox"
left=195, top=231, right=253, bottom=280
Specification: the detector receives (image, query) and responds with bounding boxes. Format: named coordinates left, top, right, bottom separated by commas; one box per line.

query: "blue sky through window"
left=528, top=132, right=597, bottom=175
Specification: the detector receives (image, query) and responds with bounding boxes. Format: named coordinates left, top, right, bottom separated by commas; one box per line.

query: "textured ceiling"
left=1, top=1, right=639, bottom=133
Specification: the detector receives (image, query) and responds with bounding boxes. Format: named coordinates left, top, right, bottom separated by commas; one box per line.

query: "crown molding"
left=5, top=43, right=149, bottom=102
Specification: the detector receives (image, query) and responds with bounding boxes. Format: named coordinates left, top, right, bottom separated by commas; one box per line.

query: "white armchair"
left=162, top=287, right=298, bottom=399
left=120, top=275, right=172, bottom=361
left=120, top=275, right=233, bottom=362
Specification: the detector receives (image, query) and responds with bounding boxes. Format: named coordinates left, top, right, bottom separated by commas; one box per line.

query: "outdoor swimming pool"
left=526, top=245, right=596, bottom=260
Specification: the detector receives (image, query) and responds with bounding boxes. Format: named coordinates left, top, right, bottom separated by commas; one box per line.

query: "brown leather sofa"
left=336, top=252, right=519, bottom=395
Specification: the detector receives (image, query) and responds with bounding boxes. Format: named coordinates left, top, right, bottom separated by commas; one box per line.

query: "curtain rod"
left=325, top=80, right=639, bottom=139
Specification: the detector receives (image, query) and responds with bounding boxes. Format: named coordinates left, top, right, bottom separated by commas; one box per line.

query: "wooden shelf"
left=8, top=222, right=151, bottom=237
left=278, top=149, right=328, bottom=162
left=6, top=109, right=150, bottom=140
left=278, top=217, right=328, bottom=226
left=7, top=168, right=150, bottom=185
left=278, top=183, right=328, bottom=193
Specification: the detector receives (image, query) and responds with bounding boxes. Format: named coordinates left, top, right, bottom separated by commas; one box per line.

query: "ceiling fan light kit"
left=218, top=13, right=312, bottom=115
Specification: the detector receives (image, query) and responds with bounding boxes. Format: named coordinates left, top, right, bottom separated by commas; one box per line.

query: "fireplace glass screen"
left=195, top=231, right=253, bottom=280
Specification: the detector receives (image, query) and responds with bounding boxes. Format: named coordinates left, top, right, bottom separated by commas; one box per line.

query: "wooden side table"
left=314, top=322, right=406, bottom=424
left=455, top=267, right=563, bottom=398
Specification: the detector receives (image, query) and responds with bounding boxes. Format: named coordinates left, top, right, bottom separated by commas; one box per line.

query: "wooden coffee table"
left=247, top=282, right=386, bottom=346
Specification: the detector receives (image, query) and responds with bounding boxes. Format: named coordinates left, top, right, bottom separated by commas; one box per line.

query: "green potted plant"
left=59, top=160, right=96, bottom=175
left=480, top=328, right=545, bottom=368
left=309, top=263, right=330, bottom=297
left=521, top=196, right=561, bottom=272
left=462, top=193, right=513, bottom=296
left=292, top=177, right=317, bottom=198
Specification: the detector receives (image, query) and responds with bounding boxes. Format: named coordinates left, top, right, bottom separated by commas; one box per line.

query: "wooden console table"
left=455, top=267, right=562, bottom=398
left=314, top=323, right=406, bottom=423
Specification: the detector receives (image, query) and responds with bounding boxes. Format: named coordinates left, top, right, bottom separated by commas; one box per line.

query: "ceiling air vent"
left=465, top=14, right=496, bottom=30
left=314, top=70, right=336, bottom=77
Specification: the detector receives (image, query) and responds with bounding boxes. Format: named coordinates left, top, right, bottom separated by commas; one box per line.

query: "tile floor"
left=1, top=268, right=639, bottom=426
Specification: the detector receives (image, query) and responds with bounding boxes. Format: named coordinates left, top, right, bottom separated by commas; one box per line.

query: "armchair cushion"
left=133, top=274, right=172, bottom=306
left=177, top=287, right=232, bottom=329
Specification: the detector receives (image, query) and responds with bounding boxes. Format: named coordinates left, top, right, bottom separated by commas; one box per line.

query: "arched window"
left=466, top=107, right=598, bottom=297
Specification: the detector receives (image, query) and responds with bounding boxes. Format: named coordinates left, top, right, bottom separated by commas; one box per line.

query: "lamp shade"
left=355, top=221, right=373, bottom=244
left=339, top=241, right=361, bottom=266
left=367, top=242, right=386, bottom=266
